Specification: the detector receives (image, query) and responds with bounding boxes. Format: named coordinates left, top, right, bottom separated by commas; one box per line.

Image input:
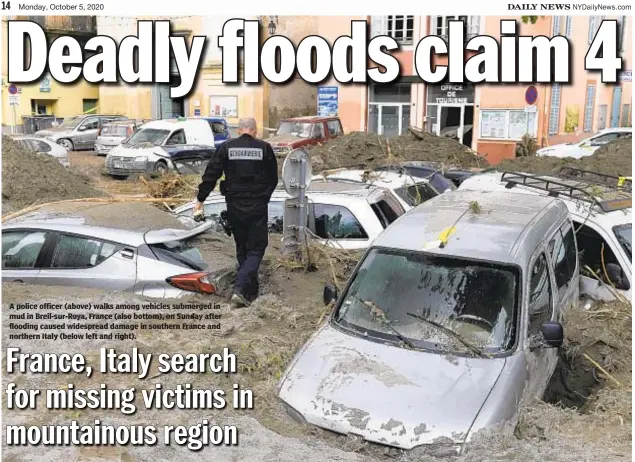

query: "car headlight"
left=134, top=156, right=148, bottom=163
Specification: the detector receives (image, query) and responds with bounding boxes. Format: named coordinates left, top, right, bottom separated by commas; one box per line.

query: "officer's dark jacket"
left=197, top=134, right=278, bottom=203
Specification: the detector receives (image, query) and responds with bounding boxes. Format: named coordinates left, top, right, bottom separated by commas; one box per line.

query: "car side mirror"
left=323, top=284, right=338, bottom=306
left=540, top=321, right=564, bottom=348
left=606, top=263, right=630, bottom=291
left=77, top=125, right=86, bottom=132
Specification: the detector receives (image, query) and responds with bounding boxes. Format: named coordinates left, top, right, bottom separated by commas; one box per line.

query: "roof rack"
left=557, top=167, right=632, bottom=193
left=500, top=171, right=632, bottom=213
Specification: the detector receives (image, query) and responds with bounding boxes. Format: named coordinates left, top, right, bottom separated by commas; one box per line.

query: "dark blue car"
left=188, top=117, right=232, bottom=149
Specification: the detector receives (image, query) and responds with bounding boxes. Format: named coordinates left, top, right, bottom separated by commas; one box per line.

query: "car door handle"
left=121, top=248, right=135, bottom=260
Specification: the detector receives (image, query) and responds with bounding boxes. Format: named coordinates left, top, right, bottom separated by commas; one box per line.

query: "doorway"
left=153, top=75, right=185, bottom=120
left=368, top=83, right=412, bottom=137
left=431, top=104, right=474, bottom=146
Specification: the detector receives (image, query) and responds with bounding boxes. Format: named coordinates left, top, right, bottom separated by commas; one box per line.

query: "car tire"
left=58, top=139, right=74, bottom=151
left=154, top=161, right=168, bottom=175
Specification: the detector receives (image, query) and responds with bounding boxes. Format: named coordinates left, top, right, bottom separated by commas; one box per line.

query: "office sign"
left=620, top=70, right=632, bottom=82
left=427, top=84, right=475, bottom=105
left=317, top=86, right=338, bottom=116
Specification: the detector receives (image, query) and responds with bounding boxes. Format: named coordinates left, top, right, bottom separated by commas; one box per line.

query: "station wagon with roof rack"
left=459, top=168, right=632, bottom=302
left=278, top=190, right=577, bottom=455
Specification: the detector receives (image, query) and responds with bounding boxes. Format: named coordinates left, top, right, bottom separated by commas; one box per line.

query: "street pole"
left=11, top=105, right=16, bottom=134
left=281, top=149, right=312, bottom=260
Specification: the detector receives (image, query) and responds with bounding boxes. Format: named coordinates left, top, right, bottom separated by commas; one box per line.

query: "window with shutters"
left=370, top=16, right=415, bottom=45
left=588, top=16, right=599, bottom=43
left=564, top=16, right=573, bottom=38
left=552, top=16, right=562, bottom=36
left=433, top=16, right=481, bottom=41
left=583, top=84, right=596, bottom=132
left=548, top=84, right=562, bottom=135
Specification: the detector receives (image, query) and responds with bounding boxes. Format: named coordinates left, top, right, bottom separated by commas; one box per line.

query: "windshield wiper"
left=353, top=297, right=416, bottom=349
left=406, top=312, right=488, bottom=358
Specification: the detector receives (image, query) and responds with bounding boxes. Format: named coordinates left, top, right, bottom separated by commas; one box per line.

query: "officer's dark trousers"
left=226, top=200, right=269, bottom=302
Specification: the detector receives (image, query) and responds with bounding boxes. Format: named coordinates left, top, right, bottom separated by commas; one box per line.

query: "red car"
left=268, top=116, right=344, bottom=155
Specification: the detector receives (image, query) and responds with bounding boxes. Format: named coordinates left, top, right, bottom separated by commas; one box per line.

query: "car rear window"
left=101, top=125, right=130, bottom=136
left=148, top=240, right=207, bottom=271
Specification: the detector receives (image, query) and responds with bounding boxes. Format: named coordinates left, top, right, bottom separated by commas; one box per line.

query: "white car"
left=311, top=169, right=441, bottom=211
left=11, top=136, right=70, bottom=168
left=173, top=182, right=407, bottom=250
left=459, top=170, right=632, bottom=302
left=536, top=127, right=632, bottom=159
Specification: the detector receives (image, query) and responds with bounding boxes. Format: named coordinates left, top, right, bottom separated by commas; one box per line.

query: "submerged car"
left=311, top=169, right=441, bottom=211
left=2, top=219, right=215, bottom=298
left=376, top=161, right=482, bottom=189
left=278, top=190, right=576, bottom=454
left=11, top=136, right=70, bottom=168
left=174, top=181, right=407, bottom=250
left=105, top=118, right=216, bottom=177
left=35, top=114, right=126, bottom=151
left=536, top=127, right=632, bottom=159
left=95, top=119, right=147, bottom=156
left=269, top=116, right=344, bottom=156
left=459, top=169, right=632, bottom=302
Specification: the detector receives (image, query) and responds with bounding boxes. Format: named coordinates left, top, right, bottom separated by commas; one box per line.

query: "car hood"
left=268, top=134, right=304, bottom=146
left=143, top=221, right=213, bottom=244
left=278, top=324, right=506, bottom=449
left=109, top=144, right=163, bottom=158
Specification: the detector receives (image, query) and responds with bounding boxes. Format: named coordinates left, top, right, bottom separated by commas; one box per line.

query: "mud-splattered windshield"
left=276, top=122, right=313, bottom=138
left=126, top=128, right=170, bottom=147
left=334, top=248, right=519, bottom=355
left=613, top=224, right=632, bottom=259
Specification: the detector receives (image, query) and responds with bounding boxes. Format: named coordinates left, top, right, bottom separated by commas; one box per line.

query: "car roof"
left=315, top=169, right=430, bottom=188
left=281, top=116, right=338, bottom=122
left=140, top=119, right=207, bottom=130
left=374, top=190, right=568, bottom=267
left=459, top=171, right=632, bottom=216
left=190, top=116, right=227, bottom=122
left=597, top=127, right=631, bottom=134
left=2, top=222, right=147, bottom=247
left=103, top=119, right=139, bottom=125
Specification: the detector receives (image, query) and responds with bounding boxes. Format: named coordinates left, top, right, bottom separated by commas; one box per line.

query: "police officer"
left=195, top=118, right=278, bottom=308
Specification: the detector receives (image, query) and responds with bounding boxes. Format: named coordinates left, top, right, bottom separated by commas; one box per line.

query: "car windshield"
left=148, top=240, right=207, bottom=271
left=101, top=125, right=130, bottom=136
left=57, top=116, right=81, bottom=130
left=277, top=121, right=313, bottom=138
left=613, top=224, right=632, bottom=259
left=334, top=248, right=519, bottom=355
left=126, top=128, right=170, bottom=147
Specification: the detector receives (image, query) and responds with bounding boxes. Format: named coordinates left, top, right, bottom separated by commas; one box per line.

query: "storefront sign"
left=525, top=86, right=538, bottom=105
left=427, top=84, right=474, bottom=105
left=317, top=86, right=338, bottom=116
left=524, top=106, right=537, bottom=113
left=620, top=70, right=632, bottom=82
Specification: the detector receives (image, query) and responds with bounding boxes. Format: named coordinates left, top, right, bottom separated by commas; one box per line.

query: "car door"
left=523, top=249, right=559, bottom=403
left=76, top=117, right=100, bottom=149
left=547, top=221, right=579, bottom=318
left=2, top=230, right=51, bottom=283
left=35, top=233, right=137, bottom=291
left=309, top=202, right=371, bottom=249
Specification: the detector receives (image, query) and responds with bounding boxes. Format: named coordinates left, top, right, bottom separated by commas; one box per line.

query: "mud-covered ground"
left=2, top=137, right=632, bottom=461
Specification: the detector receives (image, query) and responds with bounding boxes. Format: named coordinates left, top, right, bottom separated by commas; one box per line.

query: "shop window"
left=82, top=99, right=98, bottom=115
left=480, top=109, right=537, bottom=140
left=621, top=104, right=631, bottom=128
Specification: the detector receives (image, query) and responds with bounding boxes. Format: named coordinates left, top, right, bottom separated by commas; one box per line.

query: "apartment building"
left=1, top=16, right=101, bottom=134
left=320, top=15, right=632, bottom=164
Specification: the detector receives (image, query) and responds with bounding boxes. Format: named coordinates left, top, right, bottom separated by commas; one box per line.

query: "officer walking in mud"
left=194, top=118, right=278, bottom=308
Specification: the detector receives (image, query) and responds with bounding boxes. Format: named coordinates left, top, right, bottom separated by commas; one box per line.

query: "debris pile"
left=140, top=173, right=199, bottom=200
left=497, top=138, right=633, bottom=177
left=1, top=136, right=103, bottom=213
left=308, top=130, right=488, bottom=172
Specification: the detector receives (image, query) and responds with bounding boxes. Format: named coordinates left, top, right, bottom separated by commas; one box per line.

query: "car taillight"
left=166, top=272, right=216, bottom=294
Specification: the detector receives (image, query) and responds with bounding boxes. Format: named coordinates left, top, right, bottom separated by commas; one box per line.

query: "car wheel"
left=154, top=161, right=168, bottom=175
left=58, top=139, right=74, bottom=151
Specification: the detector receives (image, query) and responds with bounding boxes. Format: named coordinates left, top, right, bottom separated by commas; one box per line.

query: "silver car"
left=2, top=220, right=216, bottom=298
left=95, top=119, right=146, bottom=156
left=35, top=114, right=126, bottom=151
left=278, top=190, right=578, bottom=455
left=11, top=136, right=70, bottom=168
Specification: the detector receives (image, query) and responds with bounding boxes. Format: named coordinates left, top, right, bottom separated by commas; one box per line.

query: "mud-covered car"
left=278, top=190, right=577, bottom=455
left=269, top=116, right=343, bottom=157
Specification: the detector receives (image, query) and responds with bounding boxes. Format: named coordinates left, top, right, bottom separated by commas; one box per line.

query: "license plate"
left=114, top=162, right=126, bottom=169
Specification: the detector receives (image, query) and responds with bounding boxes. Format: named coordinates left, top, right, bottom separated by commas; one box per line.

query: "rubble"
left=308, top=130, right=488, bottom=172
left=1, top=135, right=103, bottom=214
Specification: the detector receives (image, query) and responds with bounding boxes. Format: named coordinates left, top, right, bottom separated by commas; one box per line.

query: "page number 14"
left=1, top=1, right=10, bottom=10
